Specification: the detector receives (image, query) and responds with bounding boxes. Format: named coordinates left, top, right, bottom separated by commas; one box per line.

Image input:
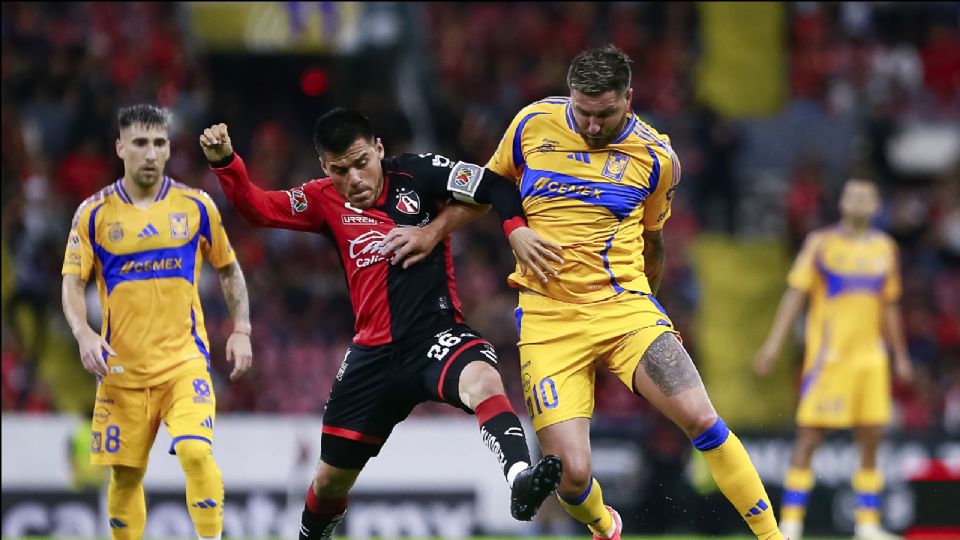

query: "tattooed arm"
left=642, top=229, right=665, bottom=295
left=217, top=261, right=252, bottom=381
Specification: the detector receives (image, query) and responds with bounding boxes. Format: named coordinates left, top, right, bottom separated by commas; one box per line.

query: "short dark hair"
left=567, top=45, right=633, bottom=96
left=313, top=108, right=375, bottom=156
left=117, top=104, right=170, bottom=131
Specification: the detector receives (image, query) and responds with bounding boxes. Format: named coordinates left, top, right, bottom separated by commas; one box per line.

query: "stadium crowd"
left=2, top=2, right=958, bottom=440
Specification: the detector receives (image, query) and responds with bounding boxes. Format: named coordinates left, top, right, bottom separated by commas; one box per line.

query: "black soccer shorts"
left=319, top=323, right=500, bottom=469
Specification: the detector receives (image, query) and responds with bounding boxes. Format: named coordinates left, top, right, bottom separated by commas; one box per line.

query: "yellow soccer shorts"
left=796, top=356, right=891, bottom=428
left=515, top=290, right=678, bottom=431
left=90, top=362, right=216, bottom=467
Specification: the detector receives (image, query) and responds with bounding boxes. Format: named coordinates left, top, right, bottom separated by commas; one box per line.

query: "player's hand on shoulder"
left=199, top=123, right=234, bottom=164
left=509, top=227, right=563, bottom=283
left=378, top=225, right=443, bottom=269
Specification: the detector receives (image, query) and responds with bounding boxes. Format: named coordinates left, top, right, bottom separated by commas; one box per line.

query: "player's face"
left=321, top=137, right=385, bottom=209
left=116, top=124, right=169, bottom=189
left=840, top=180, right=880, bottom=221
left=569, top=88, right=633, bottom=149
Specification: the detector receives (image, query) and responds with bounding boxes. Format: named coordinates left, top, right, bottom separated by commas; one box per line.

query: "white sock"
left=198, top=533, right=221, bottom=540
left=506, top=461, right=530, bottom=486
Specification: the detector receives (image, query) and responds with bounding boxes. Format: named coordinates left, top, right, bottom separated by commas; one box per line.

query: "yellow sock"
left=781, top=467, right=814, bottom=524
left=694, top=418, right=783, bottom=540
left=175, top=439, right=224, bottom=537
left=557, top=477, right=614, bottom=537
left=853, top=468, right=883, bottom=526
left=107, top=466, right=147, bottom=540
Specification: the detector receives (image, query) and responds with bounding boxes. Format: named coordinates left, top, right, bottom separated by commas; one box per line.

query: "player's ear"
left=318, top=156, right=329, bottom=177
left=115, top=138, right=123, bottom=159
left=625, top=88, right=634, bottom=105
left=374, top=138, right=384, bottom=159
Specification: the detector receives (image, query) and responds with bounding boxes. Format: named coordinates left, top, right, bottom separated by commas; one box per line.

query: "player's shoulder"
left=802, top=226, right=835, bottom=251
left=168, top=178, right=216, bottom=206
left=870, top=228, right=899, bottom=251
left=71, top=182, right=120, bottom=228
left=512, top=97, right=570, bottom=125
left=627, top=114, right=673, bottom=148
left=383, top=152, right=459, bottom=178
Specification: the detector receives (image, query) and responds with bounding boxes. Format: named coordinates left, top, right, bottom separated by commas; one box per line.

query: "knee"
left=112, top=465, right=146, bottom=488
left=460, top=363, right=504, bottom=408
left=557, top=452, right=592, bottom=494
left=313, top=467, right=355, bottom=498
left=175, top=440, right=214, bottom=474
left=685, top=413, right=721, bottom=442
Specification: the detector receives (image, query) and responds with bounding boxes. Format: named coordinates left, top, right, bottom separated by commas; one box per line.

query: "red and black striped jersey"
left=213, top=152, right=522, bottom=346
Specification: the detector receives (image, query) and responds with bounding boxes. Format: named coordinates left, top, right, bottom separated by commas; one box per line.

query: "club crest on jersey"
left=169, top=213, right=189, bottom=239
left=602, top=151, right=630, bottom=182
left=108, top=222, right=124, bottom=242
left=395, top=188, right=420, bottom=215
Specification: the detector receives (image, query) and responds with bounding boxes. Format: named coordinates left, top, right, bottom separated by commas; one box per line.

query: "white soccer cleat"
left=854, top=523, right=902, bottom=540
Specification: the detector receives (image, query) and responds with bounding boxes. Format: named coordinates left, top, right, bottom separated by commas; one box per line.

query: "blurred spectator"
left=1, top=2, right=957, bottom=438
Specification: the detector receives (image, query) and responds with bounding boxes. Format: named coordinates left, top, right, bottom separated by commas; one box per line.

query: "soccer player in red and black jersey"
left=200, top=108, right=564, bottom=539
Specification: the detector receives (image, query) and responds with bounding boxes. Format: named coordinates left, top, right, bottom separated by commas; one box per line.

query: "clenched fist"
left=199, top=123, right=234, bottom=163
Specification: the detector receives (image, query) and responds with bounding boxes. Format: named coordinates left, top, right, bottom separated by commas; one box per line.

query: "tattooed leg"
left=631, top=332, right=719, bottom=438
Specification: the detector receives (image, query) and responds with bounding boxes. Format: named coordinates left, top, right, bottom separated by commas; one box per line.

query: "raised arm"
left=200, top=123, right=324, bottom=232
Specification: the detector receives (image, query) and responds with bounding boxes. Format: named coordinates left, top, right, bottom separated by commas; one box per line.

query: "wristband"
left=502, top=216, right=528, bottom=237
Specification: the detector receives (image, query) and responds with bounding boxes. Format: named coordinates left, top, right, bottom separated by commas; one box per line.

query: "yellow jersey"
left=788, top=225, right=901, bottom=368
left=488, top=97, right=680, bottom=303
left=62, top=177, right=236, bottom=388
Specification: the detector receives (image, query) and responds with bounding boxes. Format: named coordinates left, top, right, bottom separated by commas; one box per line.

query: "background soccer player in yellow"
left=754, top=178, right=913, bottom=540
left=385, top=45, right=784, bottom=540
left=61, top=104, right=253, bottom=540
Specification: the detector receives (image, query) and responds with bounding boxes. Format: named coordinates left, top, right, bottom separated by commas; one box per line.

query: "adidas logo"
left=200, top=416, right=214, bottom=429
left=192, top=498, right=218, bottom=509
left=137, top=223, right=160, bottom=238
left=109, top=518, right=127, bottom=529
left=743, top=498, right=769, bottom=518
left=566, top=152, right=591, bottom=164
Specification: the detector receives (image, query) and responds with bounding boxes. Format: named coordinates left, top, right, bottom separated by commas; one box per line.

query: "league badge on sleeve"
left=169, top=213, right=189, bottom=239
left=447, top=161, right=484, bottom=204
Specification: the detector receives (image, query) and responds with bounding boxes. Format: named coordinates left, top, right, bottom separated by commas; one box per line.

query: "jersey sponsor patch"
left=287, top=188, right=308, bottom=214
left=68, top=230, right=81, bottom=249
left=348, top=230, right=387, bottom=268
left=447, top=161, right=484, bottom=204
left=341, top=214, right=378, bottom=225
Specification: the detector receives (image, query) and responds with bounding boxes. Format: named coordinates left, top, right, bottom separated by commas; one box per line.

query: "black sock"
left=300, top=486, right=347, bottom=540
left=476, top=395, right=531, bottom=481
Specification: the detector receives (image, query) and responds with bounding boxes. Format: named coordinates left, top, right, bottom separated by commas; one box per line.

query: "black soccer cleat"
left=510, top=455, right=562, bottom=521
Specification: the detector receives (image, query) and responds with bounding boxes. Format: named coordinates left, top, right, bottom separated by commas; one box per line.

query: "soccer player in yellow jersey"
left=384, top=45, right=785, bottom=540
left=61, top=104, right=253, bottom=540
left=754, top=179, right=912, bottom=540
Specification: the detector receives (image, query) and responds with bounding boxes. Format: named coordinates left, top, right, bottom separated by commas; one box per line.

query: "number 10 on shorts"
left=527, top=377, right=559, bottom=416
